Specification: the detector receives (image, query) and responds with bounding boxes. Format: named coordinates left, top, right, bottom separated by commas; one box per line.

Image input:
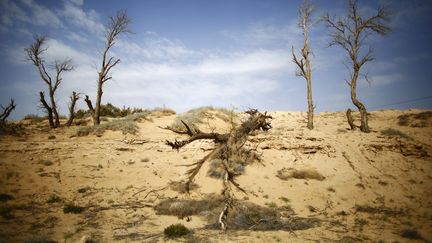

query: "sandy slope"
left=0, top=109, right=431, bottom=242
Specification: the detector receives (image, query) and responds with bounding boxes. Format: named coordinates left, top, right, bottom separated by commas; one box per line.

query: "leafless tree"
left=66, top=91, right=80, bottom=126
left=25, top=35, right=74, bottom=128
left=323, top=0, right=391, bottom=132
left=165, top=110, right=272, bottom=230
left=0, top=99, right=16, bottom=122
left=292, top=0, right=315, bottom=130
left=85, top=10, right=131, bottom=125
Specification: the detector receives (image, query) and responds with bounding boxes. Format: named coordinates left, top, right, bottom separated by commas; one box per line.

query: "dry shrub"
left=354, top=204, right=407, bottom=217
left=76, top=112, right=148, bottom=136
left=381, top=128, right=412, bottom=140
left=276, top=168, right=325, bottom=181
left=152, top=107, right=176, bottom=116
left=168, top=181, right=199, bottom=193
left=23, top=114, right=46, bottom=123
left=169, top=106, right=237, bottom=132
left=154, top=194, right=320, bottom=231
left=399, top=229, right=424, bottom=241
left=398, top=111, right=432, bottom=127
left=0, top=123, right=24, bottom=136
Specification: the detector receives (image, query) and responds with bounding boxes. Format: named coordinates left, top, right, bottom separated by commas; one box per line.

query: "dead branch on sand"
left=165, top=109, right=272, bottom=231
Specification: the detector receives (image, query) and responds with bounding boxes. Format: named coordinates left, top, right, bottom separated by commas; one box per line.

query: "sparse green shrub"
left=381, top=128, right=412, bottom=140
left=63, top=204, right=85, bottom=214
left=164, top=224, right=191, bottom=238
left=398, top=111, right=432, bottom=127
left=46, top=194, right=62, bottom=203
left=74, top=109, right=91, bottom=119
left=265, top=202, right=277, bottom=208
left=0, top=193, right=13, bottom=202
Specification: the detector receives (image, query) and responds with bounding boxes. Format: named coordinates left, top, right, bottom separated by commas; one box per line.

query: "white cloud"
left=0, top=0, right=30, bottom=27
left=67, top=31, right=88, bottom=43
left=60, top=1, right=104, bottom=35
left=19, top=0, right=63, bottom=28
left=68, top=0, right=84, bottom=6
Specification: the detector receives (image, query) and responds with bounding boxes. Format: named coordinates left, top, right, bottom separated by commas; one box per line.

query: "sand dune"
left=0, top=109, right=431, bottom=242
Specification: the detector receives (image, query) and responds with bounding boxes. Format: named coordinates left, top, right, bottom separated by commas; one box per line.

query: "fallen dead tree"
left=165, top=109, right=272, bottom=230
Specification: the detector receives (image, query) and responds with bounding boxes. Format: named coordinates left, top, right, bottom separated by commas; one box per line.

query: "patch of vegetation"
left=23, top=236, right=58, bottom=243
left=399, top=229, right=424, bottom=241
left=0, top=193, right=13, bottom=202
left=48, top=135, right=56, bottom=139
left=398, top=111, right=432, bottom=127
left=77, top=187, right=90, bottom=193
left=279, top=197, right=290, bottom=203
left=152, top=107, right=176, bottom=116
left=164, top=224, right=191, bottom=238
left=141, top=158, right=150, bottom=163
left=0, top=205, right=13, bottom=219
left=0, top=122, right=24, bottom=136
left=77, top=117, right=141, bottom=136
left=40, top=160, right=53, bottom=166
left=169, top=106, right=237, bottom=132
left=23, top=114, right=46, bottom=123
left=155, top=194, right=320, bottom=231
left=46, top=194, right=62, bottom=204
left=265, top=202, right=277, bottom=208
left=354, top=204, right=406, bottom=217
left=168, top=181, right=199, bottom=193
left=276, top=168, right=325, bottom=181
left=63, top=204, right=85, bottom=214
left=381, top=128, right=412, bottom=140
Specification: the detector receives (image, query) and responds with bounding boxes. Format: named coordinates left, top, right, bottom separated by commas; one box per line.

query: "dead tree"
left=165, top=109, right=272, bottom=230
left=292, top=0, right=315, bottom=130
left=0, top=99, right=16, bottom=122
left=25, top=35, right=74, bottom=128
left=323, top=0, right=391, bottom=133
left=66, top=91, right=80, bottom=126
left=85, top=10, right=131, bottom=125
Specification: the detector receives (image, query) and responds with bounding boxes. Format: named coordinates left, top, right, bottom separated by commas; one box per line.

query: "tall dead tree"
left=292, top=0, right=315, bottom=130
left=85, top=10, right=131, bottom=125
left=323, top=0, right=391, bottom=133
left=66, top=91, right=80, bottom=126
left=0, top=99, right=16, bottom=122
left=25, top=35, right=74, bottom=128
left=165, top=110, right=272, bottom=230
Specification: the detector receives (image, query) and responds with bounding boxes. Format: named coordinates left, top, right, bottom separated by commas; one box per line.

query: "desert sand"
left=0, top=108, right=431, bottom=242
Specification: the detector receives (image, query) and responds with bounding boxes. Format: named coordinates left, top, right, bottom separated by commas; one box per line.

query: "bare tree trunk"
left=67, top=91, right=79, bottom=126
left=48, top=88, right=60, bottom=128
left=351, top=69, right=370, bottom=132
left=84, top=95, right=95, bottom=121
left=346, top=108, right=356, bottom=130
left=94, top=76, right=103, bottom=125
left=39, top=92, right=54, bottom=128
left=292, top=0, right=315, bottom=130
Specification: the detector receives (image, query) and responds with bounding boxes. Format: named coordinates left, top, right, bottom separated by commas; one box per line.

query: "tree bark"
left=39, top=92, right=54, bottom=128
left=94, top=78, right=103, bottom=125
left=0, top=99, right=16, bottom=122
left=66, top=91, right=79, bottom=126
left=48, top=87, right=60, bottom=127
left=351, top=67, right=370, bottom=132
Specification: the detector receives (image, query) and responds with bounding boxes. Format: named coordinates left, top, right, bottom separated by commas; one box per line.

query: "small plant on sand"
left=63, top=204, right=85, bottom=214
left=164, top=224, right=191, bottom=238
left=41, top=160, right=53, bottom=166
left=77, top=187, right=90, bottom=193
left=277, top=168, right=325, bottom=181
left=399, top=229, right=424, bottom=241
left=279, top=197, right=290, bottom=203
left=46, top=194, right=62, bottom=204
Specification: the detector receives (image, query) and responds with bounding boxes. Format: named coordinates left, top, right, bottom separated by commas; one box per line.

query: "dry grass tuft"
left=398, top=111, right=432, bottom=127
left=276, top=168, right=325, bottom=181
left=155, top=194, right=320, bottom=231
left=168, top=181, right=199, bottom=193
left=381, top=128, right=412, bottom=140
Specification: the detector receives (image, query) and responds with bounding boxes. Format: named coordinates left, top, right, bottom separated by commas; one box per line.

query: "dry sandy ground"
left=0, top=109, right=431, bottom=243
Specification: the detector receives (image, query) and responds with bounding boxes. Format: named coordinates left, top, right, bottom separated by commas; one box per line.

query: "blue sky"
left=0, top=0, right=431, bottom=119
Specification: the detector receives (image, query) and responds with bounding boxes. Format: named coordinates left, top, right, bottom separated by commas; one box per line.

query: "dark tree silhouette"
left=85, top=10, right=131, bottom=125
left=25, top=35, right=74, bottom=128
